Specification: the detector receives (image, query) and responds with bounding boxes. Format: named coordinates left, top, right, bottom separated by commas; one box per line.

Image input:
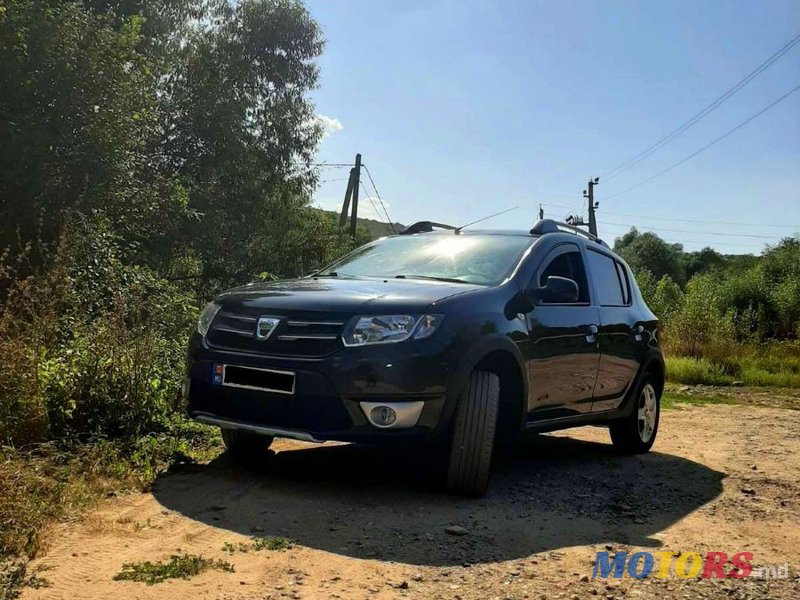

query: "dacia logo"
left=256, top=316, right=281, bottom=340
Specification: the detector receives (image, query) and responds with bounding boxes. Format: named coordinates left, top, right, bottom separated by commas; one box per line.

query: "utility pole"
left=583, top=177, right=599, bottom=237
left=338, top=153, right=362, bottom=237
left=338, top=167, right=356, bottom=229
left=349, top=153, right=362, bottom=238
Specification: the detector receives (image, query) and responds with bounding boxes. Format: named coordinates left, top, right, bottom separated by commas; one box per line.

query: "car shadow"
left=152, top=432, right=725, bottom=566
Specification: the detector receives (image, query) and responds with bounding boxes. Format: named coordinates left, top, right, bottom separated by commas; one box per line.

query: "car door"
left=524, top=243, right=601, bottom=419
left=585, top=249, right=641, bottom=412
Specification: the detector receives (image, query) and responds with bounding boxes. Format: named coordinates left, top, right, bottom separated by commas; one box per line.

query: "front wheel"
left=446, top=370, right=500, bottom=496
left=221, top=427, right=274, bottom=461
left=609, top=374, right=660, bottom=453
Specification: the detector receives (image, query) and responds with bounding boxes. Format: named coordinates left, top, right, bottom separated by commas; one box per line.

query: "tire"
left=446, top=370, right=500, bottom=496
left=609, top=373, right=660, bottom=453
left=221, top=427, right=274, bottom=461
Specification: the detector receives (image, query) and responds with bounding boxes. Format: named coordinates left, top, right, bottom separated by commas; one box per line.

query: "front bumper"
left=185, top=332, right=460, bottom=444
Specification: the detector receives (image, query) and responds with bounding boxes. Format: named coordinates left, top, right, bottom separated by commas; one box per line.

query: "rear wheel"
left=609, top=374, right=660, bottom=453
left=221, top=428, right=274, bottom=460
left=446, top=370, right=500, bottom=496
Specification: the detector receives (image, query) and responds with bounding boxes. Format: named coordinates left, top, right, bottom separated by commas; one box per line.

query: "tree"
left=684, top=247, right=725, bottom=279
left=613, top=228, right=687, bottom=285
left=1, top=0, right=333, bottom=289
left=0, top=0, right=173, bottom=255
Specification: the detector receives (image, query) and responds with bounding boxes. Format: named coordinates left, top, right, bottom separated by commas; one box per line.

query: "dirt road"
left=23, top=403, right=800, bottom=599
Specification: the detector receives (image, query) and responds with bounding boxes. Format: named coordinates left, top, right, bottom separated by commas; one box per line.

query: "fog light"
left=370, top=405, right=397, bottom=427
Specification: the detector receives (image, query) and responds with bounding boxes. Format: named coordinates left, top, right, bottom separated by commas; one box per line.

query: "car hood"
left=216, top=276, right=483, bottom=314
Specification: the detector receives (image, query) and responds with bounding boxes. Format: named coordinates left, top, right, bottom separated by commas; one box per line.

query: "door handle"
left=586, top=324, right=598, bottom=344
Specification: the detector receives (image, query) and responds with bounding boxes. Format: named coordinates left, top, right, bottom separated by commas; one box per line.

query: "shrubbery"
left=617, top=231, right=800, bottom=387
left=0, top=0, right=364, bottom=449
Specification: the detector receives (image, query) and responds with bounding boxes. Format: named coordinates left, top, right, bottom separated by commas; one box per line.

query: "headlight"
left=342, top=314, right=444, bottom=347
left=197, top=302, right=220, bottom=336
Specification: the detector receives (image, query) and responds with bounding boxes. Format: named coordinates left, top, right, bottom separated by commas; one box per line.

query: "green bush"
left=0, top=220, right=195, bottom=445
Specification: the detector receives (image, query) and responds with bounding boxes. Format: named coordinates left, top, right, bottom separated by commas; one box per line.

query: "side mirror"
left=533, top=276, right=579, bottom=304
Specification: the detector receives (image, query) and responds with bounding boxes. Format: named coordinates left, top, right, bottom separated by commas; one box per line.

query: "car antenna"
left=454, top=206, right=519, bottom=233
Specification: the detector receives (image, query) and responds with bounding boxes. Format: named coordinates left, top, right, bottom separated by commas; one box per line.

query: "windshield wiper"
left=395, top=274, right=469, bottom=284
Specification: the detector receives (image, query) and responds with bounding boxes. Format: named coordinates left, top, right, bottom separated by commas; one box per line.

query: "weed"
left=222, top=536, right=293, bottom=554
left=251, top=536, right=293, bottom=551
left=0, top=560, right=49, bottom=600
left=221, top=541, right=250, bottom=554
left=113, top=553, right=233, bottom=585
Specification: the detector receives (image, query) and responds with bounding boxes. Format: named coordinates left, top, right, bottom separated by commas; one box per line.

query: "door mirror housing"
left=533, top=276, right=580, bottom=304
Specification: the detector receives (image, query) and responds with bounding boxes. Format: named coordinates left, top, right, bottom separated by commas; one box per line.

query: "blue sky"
left=306, top=0, right=800, bottom=254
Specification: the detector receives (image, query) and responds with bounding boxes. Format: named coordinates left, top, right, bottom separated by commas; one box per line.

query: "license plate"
left=215, top=364, right=295, bottom=395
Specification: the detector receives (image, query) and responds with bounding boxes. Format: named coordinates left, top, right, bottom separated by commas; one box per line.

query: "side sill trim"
left=192, top=412, right=324, bottom=443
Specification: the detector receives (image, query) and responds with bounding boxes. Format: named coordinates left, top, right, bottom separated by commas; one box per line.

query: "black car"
left=185, top=218, right=664, bottom=495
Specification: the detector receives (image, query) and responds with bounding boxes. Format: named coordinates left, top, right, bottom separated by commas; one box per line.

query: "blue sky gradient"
left=306, top=0, right=800, bottom=254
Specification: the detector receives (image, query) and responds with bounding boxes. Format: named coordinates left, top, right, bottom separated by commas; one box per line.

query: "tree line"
left=614, top=228, right=800, bottom=358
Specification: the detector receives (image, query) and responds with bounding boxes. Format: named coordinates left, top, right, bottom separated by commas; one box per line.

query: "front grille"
left=206, top=308, right=345, bottom=357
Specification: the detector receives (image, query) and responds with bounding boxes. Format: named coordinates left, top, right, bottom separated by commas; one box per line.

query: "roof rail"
left=399, top=221, right=457, bottom=235
left=529, top=219, right=608, bottom=247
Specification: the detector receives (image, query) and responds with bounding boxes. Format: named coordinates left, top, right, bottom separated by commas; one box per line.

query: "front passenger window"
left=538, top=251, right=590, bottom=303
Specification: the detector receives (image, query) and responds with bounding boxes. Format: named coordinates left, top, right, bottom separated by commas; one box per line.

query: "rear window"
left=587, top=250, right=629, bottom=306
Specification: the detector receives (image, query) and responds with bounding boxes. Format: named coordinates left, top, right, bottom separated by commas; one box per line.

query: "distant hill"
left=358, top=216, right=405, bottom=239
left=314, top=208, right=404, bottom=239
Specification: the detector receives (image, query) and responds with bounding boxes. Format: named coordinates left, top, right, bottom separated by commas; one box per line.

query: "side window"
left=587, top=250, right=628, bottom=306
left=537, top=249, right=590, bottom=303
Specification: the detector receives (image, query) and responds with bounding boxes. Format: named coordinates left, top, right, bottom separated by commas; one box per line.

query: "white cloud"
left=356, top=195, right=391, bottom=221
left=316, top=114, right=343, bottom=137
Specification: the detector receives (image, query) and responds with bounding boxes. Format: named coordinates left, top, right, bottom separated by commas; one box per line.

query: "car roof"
left=398, top=228, right=611, bottom=246
left=404, top=229, right=533, bottom=237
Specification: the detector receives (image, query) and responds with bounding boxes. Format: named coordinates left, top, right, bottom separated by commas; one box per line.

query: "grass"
left=0, top=421, right=221, bottom=599
left=0, top=441, right=137, bottom=561
left=666, top=349, right=800, bottom=389
left=113, top=554, right=233, bottom=585
left=661, top=390, right=738, bottom=410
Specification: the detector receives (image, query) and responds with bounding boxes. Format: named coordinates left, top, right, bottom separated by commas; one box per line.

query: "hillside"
left=314, top=208, right=404, bottom=239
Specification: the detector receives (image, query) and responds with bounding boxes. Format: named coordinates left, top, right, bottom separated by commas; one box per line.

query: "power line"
left=359, top=181, right=389, bottom=228
left=542, top=202, right=799, bottom=229
left=361, top=164, right=398, bottom=234
left=601, top=31, right=800, bottom=181
left=603, top=82, right=800, bottom=201
left=293, top=162, right=353, bottom=168
left=597, top=220, right=778, bottom=239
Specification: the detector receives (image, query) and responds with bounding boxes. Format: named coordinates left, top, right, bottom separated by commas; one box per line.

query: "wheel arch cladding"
left=475, top=349, right=526, bottom=441
left=644, top=357, right=665, bottom=397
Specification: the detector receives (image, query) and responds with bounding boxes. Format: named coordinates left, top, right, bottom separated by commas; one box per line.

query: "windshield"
left=317, top=234, right=533, bottom=286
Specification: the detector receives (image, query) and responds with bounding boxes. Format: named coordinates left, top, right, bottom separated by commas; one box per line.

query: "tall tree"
left=613, top=227, right=687, bottom=285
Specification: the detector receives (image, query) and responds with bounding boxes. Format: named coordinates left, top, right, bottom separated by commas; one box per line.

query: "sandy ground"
left=23, top=403, right=800, bottom=600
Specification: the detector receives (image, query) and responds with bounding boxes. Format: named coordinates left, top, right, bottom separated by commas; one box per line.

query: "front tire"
left=446, top=370, right=500, bottom=496
left=221, top=428, right=274, bottom=461
left=609, top=374, right=660, bottom=453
